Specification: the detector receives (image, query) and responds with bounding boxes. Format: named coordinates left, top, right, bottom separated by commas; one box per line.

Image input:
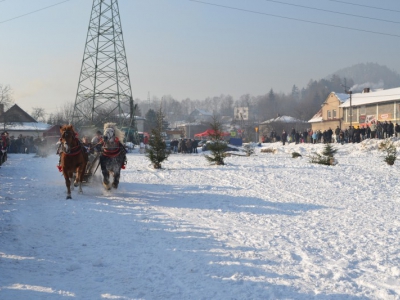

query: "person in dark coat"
left=395, top=123, right=400, bottom=138
left=388, top=121, right=394, bottom=138
left=192, top=139, right=198, bottom=153
left=281, top=130, right=287, bottom=146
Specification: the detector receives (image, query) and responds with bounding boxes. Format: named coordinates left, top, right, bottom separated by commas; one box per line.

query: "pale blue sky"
left=1, top=0, right=400, bottom=116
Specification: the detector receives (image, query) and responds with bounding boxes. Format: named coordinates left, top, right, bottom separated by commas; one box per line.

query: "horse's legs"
left=100, top=157, right=111, bottom=190
left=102, top=169, right=111, bottom=190
left=112, top=171, right=120, bottom=189
left=76, top=167, right=84, bottom=194
left=64, top=173, right=72, bottom=199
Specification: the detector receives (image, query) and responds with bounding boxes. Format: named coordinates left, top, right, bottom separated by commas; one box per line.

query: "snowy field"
left=1, top=140, right=400, bottom=300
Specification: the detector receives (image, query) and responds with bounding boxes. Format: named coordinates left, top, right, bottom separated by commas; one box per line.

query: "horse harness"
left=100, top=137, right=127, bottom=168
left=57, top=130, right=86, bottom=172
left=58, top=135, right=84, bottom=156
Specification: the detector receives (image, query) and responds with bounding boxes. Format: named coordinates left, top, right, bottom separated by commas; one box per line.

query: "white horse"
left=100, top=123, right=127, bottom=190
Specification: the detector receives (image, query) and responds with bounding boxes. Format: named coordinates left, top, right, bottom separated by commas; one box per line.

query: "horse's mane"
left=60, top=124, right=76, bottom=134
left=104, top=122, right=125, bottom=141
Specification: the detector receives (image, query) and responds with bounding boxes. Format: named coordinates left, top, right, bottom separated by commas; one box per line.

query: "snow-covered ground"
left=1, top=140, right=400, bottom=300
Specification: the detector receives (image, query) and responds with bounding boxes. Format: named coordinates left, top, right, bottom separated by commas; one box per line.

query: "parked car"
left=201, top=141, right=239, bottom=152
left=197, top=140, right=207, bottom=147
left=165, top=140, right=172, bottom=153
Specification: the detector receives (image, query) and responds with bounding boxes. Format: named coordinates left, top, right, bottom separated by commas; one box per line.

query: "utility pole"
left=147, top=91, right=151, bottom=112
left=72, top=0, right=133, bottom=129
left=342, top=79, right=353, bottom=128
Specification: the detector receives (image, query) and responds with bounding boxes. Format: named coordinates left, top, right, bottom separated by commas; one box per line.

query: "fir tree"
left=205, top=116, right=227, bottom=165
left=310, top=143, right=337, bottom=166
left=146, top=106, right=169, bottom=169
left=322, top=143, right=338, bottom=158
left=145, top=109, right=158, bottom=132
left=382, top=139, right=397, bottom=165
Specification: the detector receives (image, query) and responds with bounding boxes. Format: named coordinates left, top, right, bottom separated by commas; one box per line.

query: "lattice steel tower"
left=72, top=0, right=133, bottom=129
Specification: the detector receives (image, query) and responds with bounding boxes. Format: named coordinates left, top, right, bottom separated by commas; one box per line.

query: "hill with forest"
left=328, top=62, right=400, bottom=92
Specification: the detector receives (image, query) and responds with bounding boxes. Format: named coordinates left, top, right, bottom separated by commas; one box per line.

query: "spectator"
left=395, top=123, right=400, bottom=138
left=370, top=121, right=377, bottom=139
left=281, top=130, right=287, bottom=146
left=335, top=126, right=340, bottom=143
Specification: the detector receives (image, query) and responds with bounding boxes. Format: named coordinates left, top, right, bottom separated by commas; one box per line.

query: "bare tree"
left=31, top=107, right=46, bottom=122
left=47, top=102, right=75, bottom=125
left=0, top=84, right=14, bottom=109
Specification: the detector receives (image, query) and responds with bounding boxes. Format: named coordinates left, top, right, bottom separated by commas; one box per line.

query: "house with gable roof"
left=189, top=108, right=213, bottom=123
left=0, top=104, right=51, bottom=137
left=308, top=92, right=348, bottom=131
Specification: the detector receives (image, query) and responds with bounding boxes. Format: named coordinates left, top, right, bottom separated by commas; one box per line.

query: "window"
left=327, top=110, right=331, bottom=119
left=333, top=110, right=337, bottom=118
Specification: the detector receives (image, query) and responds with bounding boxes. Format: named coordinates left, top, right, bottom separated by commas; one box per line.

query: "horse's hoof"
left=103, top=182, right=111, bottom=190
left=66, top=195, right=72, bottom=200
left=112, top=183, right=118, bottom=189
left=74, top=183, right=79, bottom=187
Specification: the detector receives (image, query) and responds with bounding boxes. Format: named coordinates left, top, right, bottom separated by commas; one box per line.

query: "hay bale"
left=260, top=148, right=277, bottom=154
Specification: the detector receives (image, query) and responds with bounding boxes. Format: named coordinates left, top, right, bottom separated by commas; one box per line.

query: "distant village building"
left=0, top=104, right=51, bottom=137
left=189, top=108, right=213, bottom=123
left=259, top=115, right=308, bottom=139
left=176, top=109, right=233, bottom=139
left=339, top=87, right=400, bottom=127
left=308, top=92, right=348, bottom=131
left=309, top=87, right=400, bottom=131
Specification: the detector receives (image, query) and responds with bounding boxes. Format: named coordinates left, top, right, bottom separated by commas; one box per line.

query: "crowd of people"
left=264, top=120, right=400, bottom=145
left=170, top=139, right=199, bottom=154
left=0, top=132, right=40, bottom=154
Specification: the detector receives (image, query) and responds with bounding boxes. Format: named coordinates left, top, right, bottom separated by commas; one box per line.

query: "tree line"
left=1, top=75, right=353, bottom=128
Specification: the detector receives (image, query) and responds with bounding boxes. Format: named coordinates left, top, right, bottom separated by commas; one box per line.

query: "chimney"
left=363, top=88, right=370, bottom=93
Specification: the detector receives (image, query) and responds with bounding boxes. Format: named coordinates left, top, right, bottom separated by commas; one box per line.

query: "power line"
left=0, top=0, right=71, bottom=25
left=326, top=0, right=400, bottom=14
left=263, top=0, right=400, bottom=25
left=188, top=0, right=400, bottom=38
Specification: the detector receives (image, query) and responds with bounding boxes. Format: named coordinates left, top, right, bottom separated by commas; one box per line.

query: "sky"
left=1, top=0, right=400, bottom=117
left=1, top=140, right=400, bottom=299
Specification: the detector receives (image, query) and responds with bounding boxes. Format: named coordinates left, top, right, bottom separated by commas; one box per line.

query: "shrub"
left=310, top=144, right=337, bottom=166
left=292, top=152, right=302, bottom=158
left=145, top=106, right=169, bottom=169
left=204, top=116, right=227, bottom=165
left=322, top=143, right=338, bottom=158
left=243, top=144, right=255, bottom=156
left=382, top=139, right=397, bottom=165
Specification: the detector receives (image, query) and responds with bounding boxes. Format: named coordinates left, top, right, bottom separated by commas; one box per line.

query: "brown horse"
left=59, top=125, right=88, bottom=199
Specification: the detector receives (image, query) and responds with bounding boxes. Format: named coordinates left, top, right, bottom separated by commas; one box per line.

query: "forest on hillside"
left=40, top=63, right=400, bottom=127
left=134, top=75, right=351, bottom=126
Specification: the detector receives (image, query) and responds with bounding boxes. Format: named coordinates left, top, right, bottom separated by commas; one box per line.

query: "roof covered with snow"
left=334, top=92, right=349, bottom=103
left=261, top=115, right=307, bottom=124
left=340, top=87, right=400, bottom=108
left=308, top=109, right=323, bottom=123
left=0, top=122, right=52, bottom=131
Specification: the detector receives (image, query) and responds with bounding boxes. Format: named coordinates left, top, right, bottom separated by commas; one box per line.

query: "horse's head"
left=60, top=125, right=76, bottom=153
left=103, top=126, right=116, bottom=143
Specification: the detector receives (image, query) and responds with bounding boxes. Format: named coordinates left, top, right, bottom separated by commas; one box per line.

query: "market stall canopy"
left=194, top=129, right=230, bottom=137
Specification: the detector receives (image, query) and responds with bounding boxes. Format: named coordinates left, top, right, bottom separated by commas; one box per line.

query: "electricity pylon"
left=72, top=0, right=134, bottom=130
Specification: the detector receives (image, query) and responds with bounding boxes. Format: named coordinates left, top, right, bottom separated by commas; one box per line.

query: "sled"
left=82, top=152, right=101, bottom=183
